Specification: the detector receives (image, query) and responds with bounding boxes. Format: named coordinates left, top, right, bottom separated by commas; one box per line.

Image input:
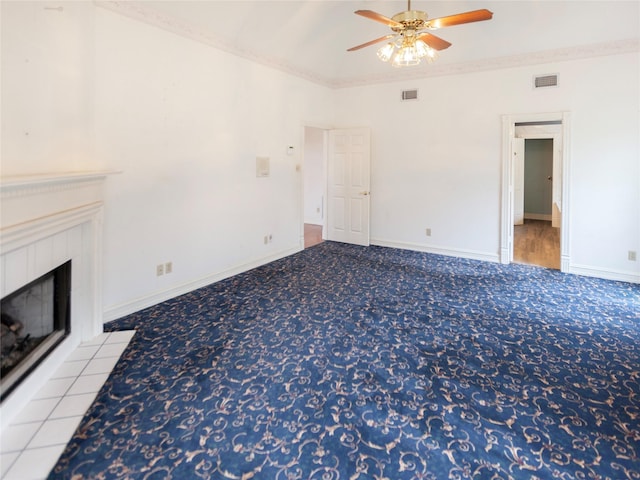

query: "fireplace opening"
left=1, top=260, right=71, bottom=401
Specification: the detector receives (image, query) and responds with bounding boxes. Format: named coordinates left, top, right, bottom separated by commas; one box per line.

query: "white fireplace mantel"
left=1, top=170, right=118, bottom=430
left=1, top=170, right=118, bottom=188
left=1, top=171, right=120, bottom=230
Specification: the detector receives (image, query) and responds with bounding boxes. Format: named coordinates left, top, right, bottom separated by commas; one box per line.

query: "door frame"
left=299, top=125, right=372, bottom=249
left=500, top=112, right=571, bottom=271
left=300, top=124, right=331, bottom=249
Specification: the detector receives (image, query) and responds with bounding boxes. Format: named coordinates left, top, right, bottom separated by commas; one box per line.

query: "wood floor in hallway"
left=304, top=224, right=323, bottom=249
left=514, top=219, right=560, bottom=270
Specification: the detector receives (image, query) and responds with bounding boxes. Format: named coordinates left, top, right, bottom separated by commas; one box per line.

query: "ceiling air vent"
left=534, top=74, right=558, bottom=89
left=401, top=89, right=418, bottom=101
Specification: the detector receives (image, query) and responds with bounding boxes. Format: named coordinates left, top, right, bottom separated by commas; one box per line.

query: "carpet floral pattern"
left=50, top=242, right=640, bottom=479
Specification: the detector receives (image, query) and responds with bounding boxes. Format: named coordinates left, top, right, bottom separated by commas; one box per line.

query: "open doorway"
left=513, top=138, right=560, bottom=269
left=301, top=126, right=372, bottom=249
left=501, top=112, right=571, bottom=272
left=303, top=126, right=326, bottom=249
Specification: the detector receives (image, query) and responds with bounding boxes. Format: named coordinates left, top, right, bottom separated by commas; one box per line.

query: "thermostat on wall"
left=256, top=157, right=270, bottom=177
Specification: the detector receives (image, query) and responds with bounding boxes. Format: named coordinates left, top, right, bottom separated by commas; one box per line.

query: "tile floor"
left=0, top=330, right=135, bottom=480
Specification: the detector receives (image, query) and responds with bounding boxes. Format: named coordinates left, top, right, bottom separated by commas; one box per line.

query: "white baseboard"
left=103, top=245, right=302, bottom=323
left=524, top=213, right=552, bottom=221
left=568, top=263, right=640, bottom=284
left=371, top=238, right=500, bottom=264
left=103, top=244, right=638, bottom=324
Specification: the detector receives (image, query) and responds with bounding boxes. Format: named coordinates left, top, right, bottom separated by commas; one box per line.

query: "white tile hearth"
left=0, top=330, right=135, bottom=480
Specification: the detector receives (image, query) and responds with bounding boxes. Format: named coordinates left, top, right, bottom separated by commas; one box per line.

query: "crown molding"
left=95, top=2, right=638, bottom=90
left=94, top=1, right=335, bottom=88
left=334, top=38, right=639, bottom=88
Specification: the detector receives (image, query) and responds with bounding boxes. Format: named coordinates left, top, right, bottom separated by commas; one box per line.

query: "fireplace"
left=1, top=261, right=72, bottom=401
left=0, top=171, right=114, bottom=431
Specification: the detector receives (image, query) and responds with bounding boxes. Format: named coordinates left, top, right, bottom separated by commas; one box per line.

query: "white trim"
left=500, top=116, right=514, bottom=264
left=95, top=1, right=335, bottom=88
left=95, top=1, right=639, bottom=89
left=501, top=112, right=571, bottom=272
left=559, top=113, right=572, bottom=272
left=336, top=40, right=638, bottom=89
left=569, top=264, right=640, bottom=284
left=103, top=246, right=301, bottom=322
left=373, top=239, right=638, bottom=284
left=524, top=213, right=552, bottom=221
left=1, top=170, right=119, bottom=190
left=301, top=124, right=331, bottom=249
left=371, top=238, right=500, bottom=264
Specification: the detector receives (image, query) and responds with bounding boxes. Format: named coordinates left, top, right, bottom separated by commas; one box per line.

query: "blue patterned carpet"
left=50, top=242, right=639, bottom=479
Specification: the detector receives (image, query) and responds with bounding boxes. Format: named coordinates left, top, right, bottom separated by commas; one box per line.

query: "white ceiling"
left=115, top=1, right=639, bottom=87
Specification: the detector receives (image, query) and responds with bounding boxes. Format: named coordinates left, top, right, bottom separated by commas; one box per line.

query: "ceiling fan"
left=347, top=0, right=493, bottom=67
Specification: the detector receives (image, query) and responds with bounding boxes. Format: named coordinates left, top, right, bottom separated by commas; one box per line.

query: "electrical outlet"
left=165, top=262, right=173, bottom=274
left=264, top=235, right=268, bottom=245
left=156, top=264, right=164, bottom=276
left=629, top=251, right=637, bottom=261
left=426, top=228, right=431, bottom=237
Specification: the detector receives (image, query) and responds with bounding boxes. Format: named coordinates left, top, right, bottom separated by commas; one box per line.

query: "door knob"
left=360, top=191, right=370, bottom=196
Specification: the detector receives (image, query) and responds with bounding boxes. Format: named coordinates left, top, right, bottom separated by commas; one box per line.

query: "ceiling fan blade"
left=425, top=9, right=493, bottom=29
left=417, top=32, right=452, bottom=51
left=347, top=34, right=396, bottom=52
left=354, top=10, right=403, bottom=28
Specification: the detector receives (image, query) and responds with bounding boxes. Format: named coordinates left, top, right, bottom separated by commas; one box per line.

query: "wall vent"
left=401, top=89, right=419, bottom=101
left=534, top=74, right=558, bottom=88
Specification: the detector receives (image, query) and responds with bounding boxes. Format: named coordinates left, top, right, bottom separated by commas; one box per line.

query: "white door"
left=512, top=137, right=525, bottom=226
left=327, top=128, right=371, bottom=246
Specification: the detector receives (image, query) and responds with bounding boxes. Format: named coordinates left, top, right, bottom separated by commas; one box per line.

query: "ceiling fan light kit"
left=378, top=38, right=438, bottom=67
left=348, top=1, right=493, bottom=68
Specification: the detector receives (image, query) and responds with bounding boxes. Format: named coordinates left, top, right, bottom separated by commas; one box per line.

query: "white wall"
left=334, top=53, right=639, bottom=280
left=303, top=127, right=325, bottom=225
left=1, top=1, right=97, bottom=175
left=1, top=3, right=335, bottom=319
left=94, top=9, right=335, bottom=317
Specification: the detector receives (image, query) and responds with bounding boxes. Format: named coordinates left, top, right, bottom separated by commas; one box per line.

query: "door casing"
left=501, top=112, right=571, bottom=271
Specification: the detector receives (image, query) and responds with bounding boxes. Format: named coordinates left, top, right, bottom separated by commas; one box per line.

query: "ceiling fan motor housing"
left=391, top=10, right=428, bottom=32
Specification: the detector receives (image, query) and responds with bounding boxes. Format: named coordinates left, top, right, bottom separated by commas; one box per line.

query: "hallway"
left=304, top=224, right=323, bottom=249
left=514, top=219, right=560, bottom=270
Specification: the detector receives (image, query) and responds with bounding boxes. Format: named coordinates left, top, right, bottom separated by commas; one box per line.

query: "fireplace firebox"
left=1, top=261, right=71, bottom=401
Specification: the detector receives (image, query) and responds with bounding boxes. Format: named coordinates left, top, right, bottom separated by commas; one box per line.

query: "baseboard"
left=371, top=240, right=639, bottom=283
left=568, top=263, right=640, bottom=284
left=524, top=213, right=552, bottom=221
left=103, top=245, right=302, bottom=322
left=371, top=238, right=500, bottom=264
left=103, top=245, right=638, bottom=324
left=500, top=247, right=511, bottom=264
